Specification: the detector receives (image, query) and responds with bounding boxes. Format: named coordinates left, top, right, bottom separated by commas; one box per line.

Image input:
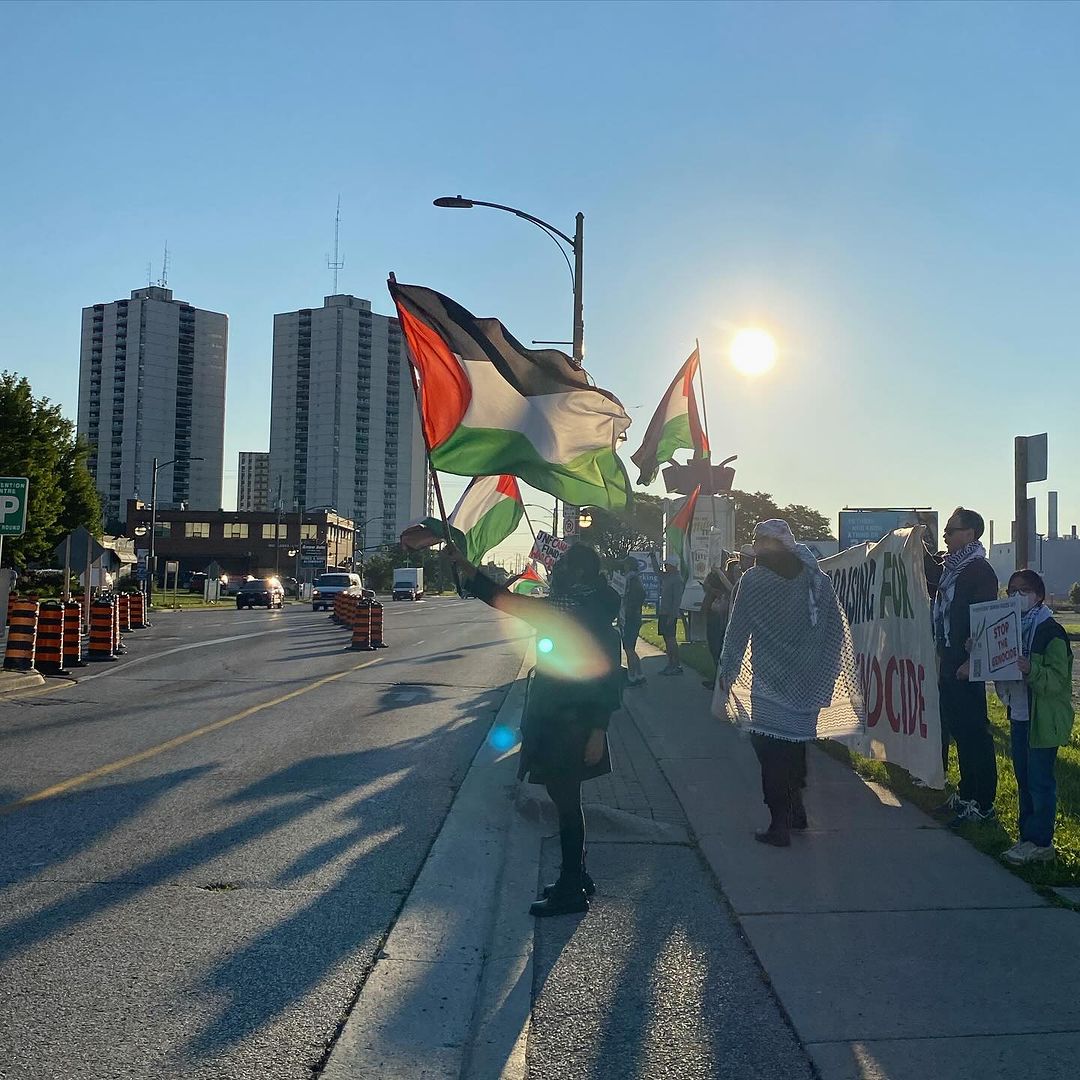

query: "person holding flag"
left=447, top=542, right=621, bottom=917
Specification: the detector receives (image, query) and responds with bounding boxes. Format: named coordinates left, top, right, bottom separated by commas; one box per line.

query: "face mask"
left=1018, top=593, right=1038, bottom=614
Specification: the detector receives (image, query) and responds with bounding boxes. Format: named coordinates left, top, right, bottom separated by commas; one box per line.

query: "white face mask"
left=1018, top=592, right=1038, bottom=614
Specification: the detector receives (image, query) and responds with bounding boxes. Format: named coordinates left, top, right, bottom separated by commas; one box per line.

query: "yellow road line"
left=0, top=656, right=382, bottom=816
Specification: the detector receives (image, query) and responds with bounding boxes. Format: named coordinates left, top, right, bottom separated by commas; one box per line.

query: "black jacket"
left=938, top=558, right=998, bottom=681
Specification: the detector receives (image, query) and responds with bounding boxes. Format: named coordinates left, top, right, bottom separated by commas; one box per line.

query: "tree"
left=579, top=493, right=664, bottom=564
left=0, top=372, right=102, bottom=569
left=1069, top=582, right=1080, bottom=609
left=730, top=490, right=834, bottom=547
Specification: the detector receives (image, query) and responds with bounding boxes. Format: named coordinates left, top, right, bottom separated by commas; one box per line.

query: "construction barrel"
left=350, top=598, right=373, bottom=650
left=88, top=598, right=117, bottom=662
left=3, top=597, right=39, bottom=673
left=370, top=599, right=388, bottom=648
left=118, top=593, right=133, bottom=633
left=63, top=600, right=87, bottom=668
left=130, top=591, right=149, bottom=629
left=35, top=601, right=69, bottom=676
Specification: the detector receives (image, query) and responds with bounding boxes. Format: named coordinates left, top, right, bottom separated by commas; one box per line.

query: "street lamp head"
left=433, top=195, right=474, bottom=209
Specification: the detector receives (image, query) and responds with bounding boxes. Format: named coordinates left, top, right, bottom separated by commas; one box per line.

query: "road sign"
left=0, top=477, right=29, bottom=536
left=299, top=541, right=327, bottom=570
left=54, top=525, right=107, bottom=568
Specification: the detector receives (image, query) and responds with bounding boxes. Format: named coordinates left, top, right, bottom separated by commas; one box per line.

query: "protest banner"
left=821, top=527, right=944, bottom=788
left=968, top=597, right=1023, bottom=682
left=529, top=530, right=570, bottom=572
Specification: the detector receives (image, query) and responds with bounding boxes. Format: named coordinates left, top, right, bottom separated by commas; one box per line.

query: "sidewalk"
left=621, top=643, right=1080, bottom=1080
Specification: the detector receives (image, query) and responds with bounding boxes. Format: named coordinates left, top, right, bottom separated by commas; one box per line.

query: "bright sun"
left=730, top=328, right=777, bottom=376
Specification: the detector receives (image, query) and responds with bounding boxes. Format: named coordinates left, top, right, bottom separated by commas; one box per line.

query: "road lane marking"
left=0, top=657, right=383, bottom=816
left=72, top=627, right=298, bottom=683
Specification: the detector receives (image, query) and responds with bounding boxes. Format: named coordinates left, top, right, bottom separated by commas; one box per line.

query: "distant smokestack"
left=989, top=520, right=995, bottom=546
left=1073, top=525, right=1077, bottom=540
left=1049, top=491, right=1059, bottom=538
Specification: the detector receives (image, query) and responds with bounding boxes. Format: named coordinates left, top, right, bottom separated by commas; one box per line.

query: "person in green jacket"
left=993, top=570, right=1075, bottom=865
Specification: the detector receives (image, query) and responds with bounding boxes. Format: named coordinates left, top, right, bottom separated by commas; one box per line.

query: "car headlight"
left=312, top=590, right=321, bottom=597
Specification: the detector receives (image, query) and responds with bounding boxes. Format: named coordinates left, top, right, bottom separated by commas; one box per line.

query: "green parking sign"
left=0, top=477, right=29, bottom=536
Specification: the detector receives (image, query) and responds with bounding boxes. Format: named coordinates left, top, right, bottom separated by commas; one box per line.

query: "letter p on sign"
left=0, top=477, right=29, bottom=537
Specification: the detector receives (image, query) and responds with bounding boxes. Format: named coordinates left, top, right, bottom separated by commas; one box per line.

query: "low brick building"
left=124, top=500, right=356, bottom=583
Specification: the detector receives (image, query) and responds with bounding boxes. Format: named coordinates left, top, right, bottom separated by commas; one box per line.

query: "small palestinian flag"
left=389, top=281, right=633, bottom=510
left=665, top=484, right=701, bottom=582
left=400, top=474, right=524, bottom=564
left=510, top=562, right=547, bottom=595
left=630, top=348, right=709, bottom=485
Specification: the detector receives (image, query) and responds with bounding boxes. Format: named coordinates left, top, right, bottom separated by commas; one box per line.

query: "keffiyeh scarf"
left=932, top=540, right=986, bottom=648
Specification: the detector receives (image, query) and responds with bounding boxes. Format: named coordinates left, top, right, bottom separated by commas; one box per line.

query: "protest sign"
left=628, top=550, right=661, bottom=605
left=968, top=597, right=1023, bottom=682
left=821, top=527, right=944, bottom=788
left=529, top=530, right=569, bottom=572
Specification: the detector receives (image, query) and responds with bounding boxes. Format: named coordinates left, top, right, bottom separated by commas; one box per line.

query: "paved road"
left=0, top=598, right=527, bottom=1080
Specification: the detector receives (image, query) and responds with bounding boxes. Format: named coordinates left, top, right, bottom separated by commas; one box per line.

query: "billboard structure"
left=839, top=509, right=938, bottom=553
left=666, top=494, right=736, bottom=582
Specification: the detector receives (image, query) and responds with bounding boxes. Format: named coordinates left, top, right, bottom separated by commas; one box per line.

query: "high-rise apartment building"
left=268, top=294, right=426, bottom=547
left=77, top=285, right=227, bottom=527
left=237, top=451, right=271, bottom=512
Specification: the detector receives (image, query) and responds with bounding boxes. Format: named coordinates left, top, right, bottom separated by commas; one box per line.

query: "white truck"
left=392, top=567, right=424, bottom=601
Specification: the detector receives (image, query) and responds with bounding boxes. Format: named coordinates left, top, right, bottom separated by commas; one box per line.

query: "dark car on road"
left=235, top=577, right=285, bottom=609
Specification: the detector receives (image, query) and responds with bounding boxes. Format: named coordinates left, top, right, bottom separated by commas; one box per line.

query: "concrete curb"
left=0, top=669, right=45, bottom=695
left=321, top=649, right=538, bottom=1080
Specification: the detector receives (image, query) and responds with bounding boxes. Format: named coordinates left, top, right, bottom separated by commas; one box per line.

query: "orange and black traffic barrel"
left=3, top=597, right=39, bottom=672
left=350, top=598, right=373, bottom=650
left=88, top=598, right=118, bottom=662
left=117, top=593, right=133, bottom=633
left=109, top=595, right=126, bottom=654
left=370, top=599, right=388, bottom=648
left=35, top=601, right=68, bottom=676
left=63, top=600, right=87, bottom=667
left=129, top=591, right=149, bottom=629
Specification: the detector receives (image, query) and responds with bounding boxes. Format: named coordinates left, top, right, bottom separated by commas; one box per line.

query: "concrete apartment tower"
left=237, top=451, right=271, bottom=512
left=267, top=294, right=426, bottom=547
left=77, top=285, right=227, bottom=527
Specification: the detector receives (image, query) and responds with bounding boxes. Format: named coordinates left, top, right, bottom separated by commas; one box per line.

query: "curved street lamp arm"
left=464, top=199, right=576, bottom=249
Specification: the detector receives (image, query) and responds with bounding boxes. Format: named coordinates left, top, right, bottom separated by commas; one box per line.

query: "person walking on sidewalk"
left=448, top=542, right=622, bottom=916
left=990, top=570, right=1075, bottom=865
left=620, top=556, right=647, bottom=687
left=657, top=559, right=685, bottom=675
left=933, top=507, right=999, bottom=827
left=716, top=519, right=863, bottom=847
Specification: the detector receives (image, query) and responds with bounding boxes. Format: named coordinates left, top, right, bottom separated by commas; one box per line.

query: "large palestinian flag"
left=665, top=484, right=701, bottom=582
left=389, top=281, right=633, bottom=510
left=400, top=474, right=524, bottom=564
left=630, top=348, right=709, bottom=485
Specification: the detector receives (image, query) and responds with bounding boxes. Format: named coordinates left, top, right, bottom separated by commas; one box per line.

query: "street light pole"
left=146, top=454, right=204, bottom=607
left=572, top=211, right=584, bottom=367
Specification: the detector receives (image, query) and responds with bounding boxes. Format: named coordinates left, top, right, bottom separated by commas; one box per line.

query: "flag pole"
left=520, top=503, right=539, bottom=550
left=695, top=338, right=719, bottom=540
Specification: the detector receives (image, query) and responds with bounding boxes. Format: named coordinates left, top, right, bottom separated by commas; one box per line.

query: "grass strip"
left=637, top=617, right=1080, bottom=891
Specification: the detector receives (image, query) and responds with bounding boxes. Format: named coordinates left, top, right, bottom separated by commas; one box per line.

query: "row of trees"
left=578, top=490, right=833, bottom=562
left=0, top=372, right=101, bottom=570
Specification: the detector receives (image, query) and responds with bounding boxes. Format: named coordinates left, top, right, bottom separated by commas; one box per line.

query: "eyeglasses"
left=1006, top=588, right=1034, bottom=597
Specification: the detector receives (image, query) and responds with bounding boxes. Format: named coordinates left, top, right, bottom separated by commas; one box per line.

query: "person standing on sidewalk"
left=620, top=556, right=647, bottom=687
left=716, top=519, right=863, bottom=847
left=932, top=507, right=999, bottom=827
left=448, top=542, right=622, bottom=916
left=991, top=570, right=1075, bottom=864
left=657, top=559, right=685, bottom=675
left=701, top=557, right=735, bottom=665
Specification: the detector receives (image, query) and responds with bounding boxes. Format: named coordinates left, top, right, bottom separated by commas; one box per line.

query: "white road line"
left=74, top=627, right=297, bottom=683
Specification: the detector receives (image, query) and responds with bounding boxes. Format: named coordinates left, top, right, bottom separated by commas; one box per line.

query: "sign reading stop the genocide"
left=0, top=477, right=29, bottom=537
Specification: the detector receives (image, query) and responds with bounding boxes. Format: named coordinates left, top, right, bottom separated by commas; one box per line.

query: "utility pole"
left=572, top=211, right=584, bottom=366
left=274, top=475, right=283, bottom=581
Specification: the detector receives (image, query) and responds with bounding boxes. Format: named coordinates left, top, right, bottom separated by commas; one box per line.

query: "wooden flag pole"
left=695, top=338, right=718, bottom=536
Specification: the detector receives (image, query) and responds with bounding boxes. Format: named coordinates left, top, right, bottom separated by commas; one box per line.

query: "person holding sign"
left=933, top=507, right=999, bottom=827
left=992, top=570, right=1075, bottom=865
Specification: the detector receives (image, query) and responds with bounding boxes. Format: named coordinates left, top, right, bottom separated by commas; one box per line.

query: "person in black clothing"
left=449, top=542, right=622, bottom=917
left=932, top=506, right=999, bottom=825
left=620, top=556, right=647, bottom=687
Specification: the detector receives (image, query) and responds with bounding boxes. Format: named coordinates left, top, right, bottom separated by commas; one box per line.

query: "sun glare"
left=730, top=328, right=777, bottom=377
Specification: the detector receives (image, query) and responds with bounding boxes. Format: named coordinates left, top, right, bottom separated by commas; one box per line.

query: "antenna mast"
left=158, top=242, right=170, bottom=288
left=327, top=196, right=344, bottom=293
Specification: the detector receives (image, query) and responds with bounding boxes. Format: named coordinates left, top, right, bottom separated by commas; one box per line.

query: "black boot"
left=530, top=874, right=589, bottom=917
left=755, top=807, right=791, bottom=847
left=542, top=869, right=596, bottom=899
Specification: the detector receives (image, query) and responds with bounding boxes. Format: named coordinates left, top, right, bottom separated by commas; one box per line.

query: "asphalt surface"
left=0, top=597, right=528, bottom=1080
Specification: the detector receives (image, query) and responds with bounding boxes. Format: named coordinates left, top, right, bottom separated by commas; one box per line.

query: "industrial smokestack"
left=1049, top=491, right=1059, bottom=538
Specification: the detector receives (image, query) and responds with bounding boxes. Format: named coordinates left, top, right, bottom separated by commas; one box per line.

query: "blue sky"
left=3, top=0, right=1079, bottom=554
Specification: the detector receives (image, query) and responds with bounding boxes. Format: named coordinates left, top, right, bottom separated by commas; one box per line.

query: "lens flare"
left=730, top=328, right=777, bottom=376
left=537, top=637, right=554, bottom=654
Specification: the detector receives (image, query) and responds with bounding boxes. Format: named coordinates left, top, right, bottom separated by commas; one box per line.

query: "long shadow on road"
left=0, top=682, right=514, bottom=1073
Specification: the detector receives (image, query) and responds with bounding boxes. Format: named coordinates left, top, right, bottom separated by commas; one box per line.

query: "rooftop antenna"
left=158, top=242, right=169, bottom=288
left=146, top=261, right=153, bottom=287
left=327, top=196, right=344, bottom=293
